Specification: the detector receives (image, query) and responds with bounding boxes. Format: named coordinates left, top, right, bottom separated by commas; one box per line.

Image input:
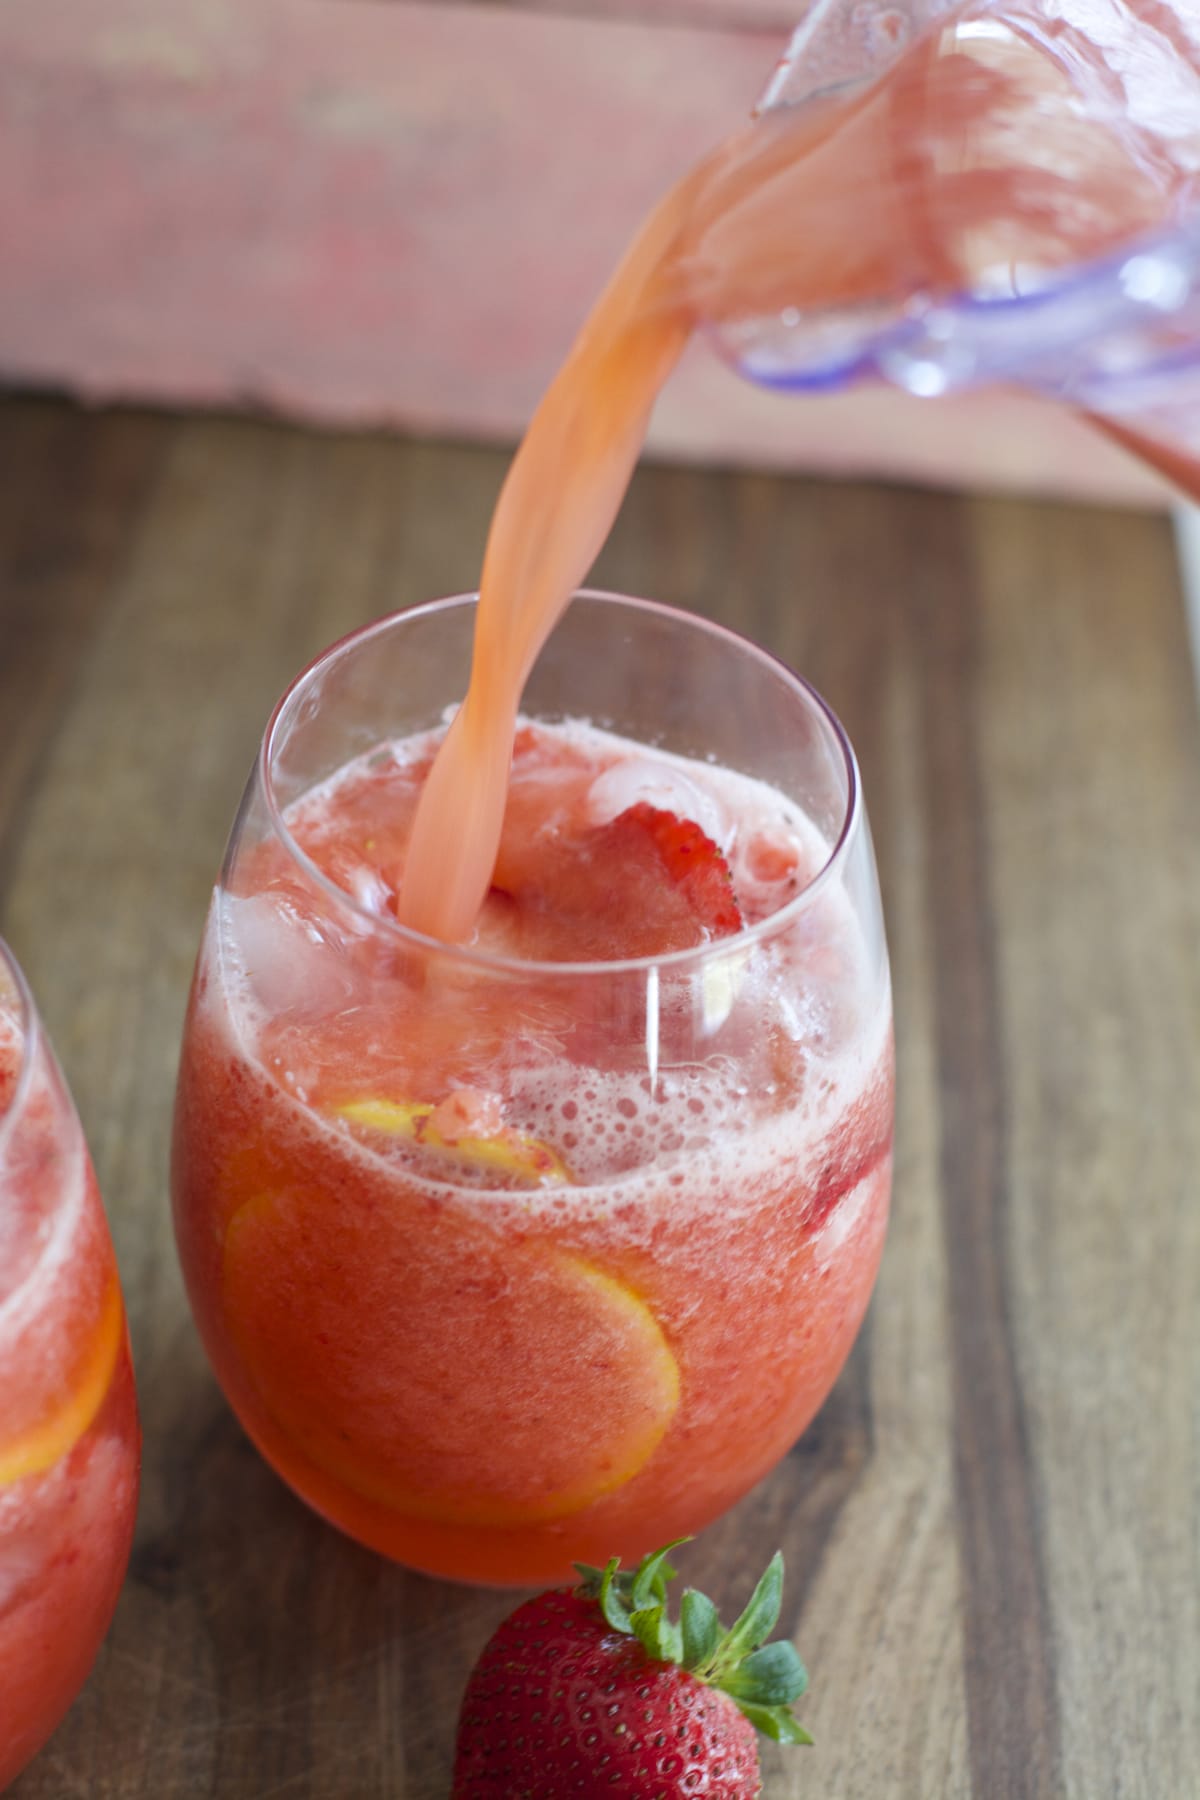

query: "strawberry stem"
left=574, top=1538, right=813, bottom=1748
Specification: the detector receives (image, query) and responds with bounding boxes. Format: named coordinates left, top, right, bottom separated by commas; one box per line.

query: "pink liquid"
left=172, top=722, right=893, bottom=1583
left=0, top=1013, right=140, bottom=1790
left=399, top=0, right=1200, bottom=947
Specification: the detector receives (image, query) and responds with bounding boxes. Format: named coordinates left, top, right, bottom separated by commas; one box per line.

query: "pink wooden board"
left=0, top=0, right=1167, bottom=505
left=457, top=0, right=804, bottom=23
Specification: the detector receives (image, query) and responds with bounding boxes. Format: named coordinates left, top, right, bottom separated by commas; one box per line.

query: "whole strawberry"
left=452, top=1540, right=812, bottom=1798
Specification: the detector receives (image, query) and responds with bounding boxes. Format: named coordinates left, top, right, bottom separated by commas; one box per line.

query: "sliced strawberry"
left=612, top=802, right=743, bottom=939
left=486, top=802, right=744, bottom=962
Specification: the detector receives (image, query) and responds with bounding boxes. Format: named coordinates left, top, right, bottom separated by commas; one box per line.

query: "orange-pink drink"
left=172, top=597, right=893, bottom=1586
left=0, top=943, right=139, bottom=1791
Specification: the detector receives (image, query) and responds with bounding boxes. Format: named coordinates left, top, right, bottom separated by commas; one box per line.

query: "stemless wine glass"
left=0, top=938, right=140, bottom=1791
left=171, top=593, right=893, bottom=1587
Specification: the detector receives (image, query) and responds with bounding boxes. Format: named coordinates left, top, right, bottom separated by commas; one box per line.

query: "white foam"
left=204, top=944, right=889, bottom=1236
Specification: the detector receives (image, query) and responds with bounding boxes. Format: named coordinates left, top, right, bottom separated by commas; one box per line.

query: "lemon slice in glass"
left=222, top=1104, right=679, bottom=1527
left=0, top=1275, right=124, bottom=1488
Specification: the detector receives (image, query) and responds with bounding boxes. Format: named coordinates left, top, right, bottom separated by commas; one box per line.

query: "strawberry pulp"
left=172, top=718, right=893, bottom=1586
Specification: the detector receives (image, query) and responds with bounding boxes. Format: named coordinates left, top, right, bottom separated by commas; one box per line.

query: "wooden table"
left=2, top=391, right=1197, bottom=1798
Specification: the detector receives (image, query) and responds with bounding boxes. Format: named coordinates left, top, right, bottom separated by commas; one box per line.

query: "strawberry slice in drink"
left=487, top=802, right=744, bottom=962
left=614, top=803, right=743, bottom=939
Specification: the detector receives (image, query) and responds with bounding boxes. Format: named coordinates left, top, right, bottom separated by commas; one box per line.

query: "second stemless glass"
left=171, top=593, right=894, bottom=1587
left=0, top=939, right=140, bottom=1792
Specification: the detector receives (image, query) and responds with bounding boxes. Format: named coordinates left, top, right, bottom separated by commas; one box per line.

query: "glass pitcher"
left=710, top=0, right=1200, bottom=490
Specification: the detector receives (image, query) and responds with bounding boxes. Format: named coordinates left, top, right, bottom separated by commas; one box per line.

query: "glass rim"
left=0, top=934, right=38, bottom=1163
left=258, top=589, right=863, bottom=979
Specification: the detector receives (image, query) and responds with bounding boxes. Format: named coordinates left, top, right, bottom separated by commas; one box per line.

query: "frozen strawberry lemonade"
left=172, top=681, right=892, bottom=1587
left=0, top=969, right=140, bottom=1790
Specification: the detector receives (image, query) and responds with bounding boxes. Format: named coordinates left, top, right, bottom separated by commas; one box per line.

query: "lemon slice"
left=0, top=1274, right=124, bottom=1487
left=335, top=1096, right=571, bottom=1185
left=222, top=1176, right=679, bottom=1527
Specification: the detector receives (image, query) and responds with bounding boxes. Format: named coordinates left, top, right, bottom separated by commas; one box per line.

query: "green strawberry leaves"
left=630, top=1602, right=684, bottom=1664
left=724, top=1641, right=809, bottom=1706
left=631, top=1540, right=685, bottom=1611
left=584, top=1537, right=688, bottom=1638
left=739, top=1702, right=816, bottom=1746
left=574, top=1539, right=813, bottom=1749
left=722, top=1553, right=785, bottom=1660
left=680, top=1587, right=723, bottom=1667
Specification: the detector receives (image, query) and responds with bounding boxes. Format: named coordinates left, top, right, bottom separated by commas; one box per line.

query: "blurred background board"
left=0, top=0, right=1170, bottom=506
left=1, top=390, right=1197, bottom=1796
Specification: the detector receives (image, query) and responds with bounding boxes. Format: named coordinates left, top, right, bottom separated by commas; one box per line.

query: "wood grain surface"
left=1, top=391, right=1197, bottom=1798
